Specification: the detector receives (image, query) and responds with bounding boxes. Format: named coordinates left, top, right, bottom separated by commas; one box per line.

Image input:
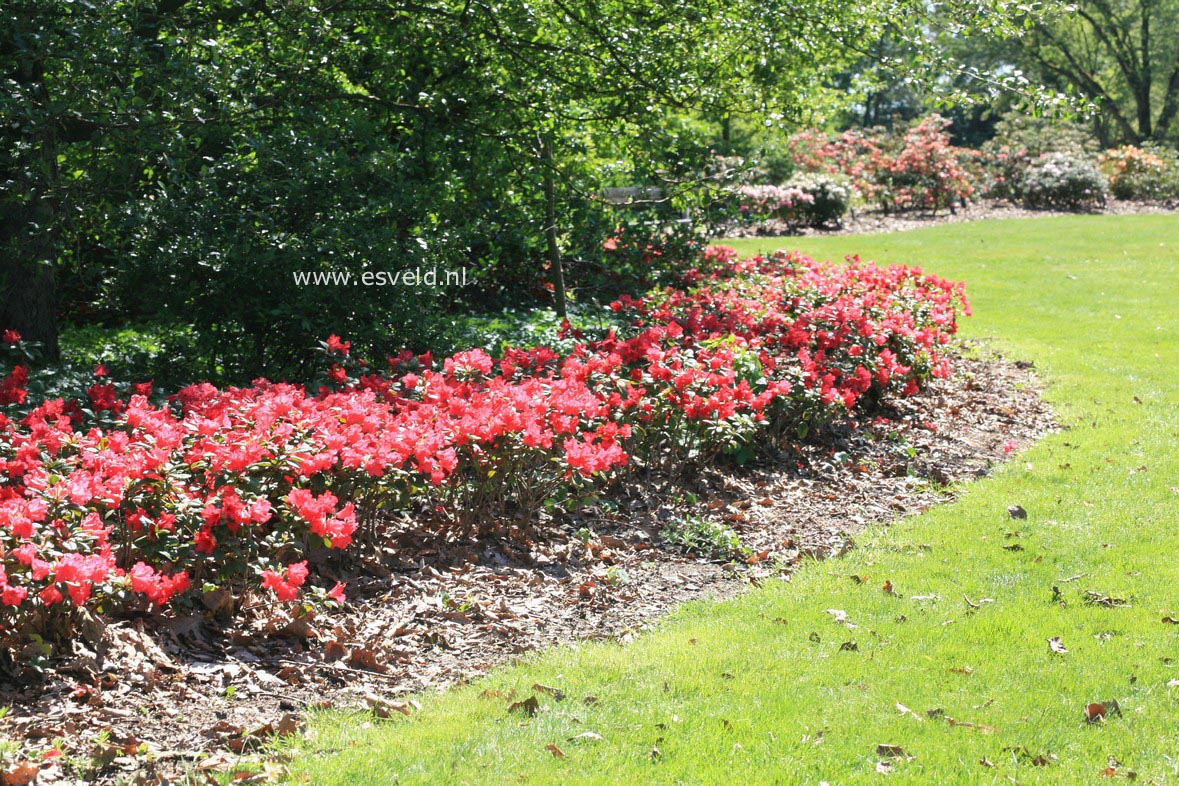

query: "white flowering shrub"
left=1020, top=153, right=1107, bottom=211
left=786, top=173, right=852, bottom=227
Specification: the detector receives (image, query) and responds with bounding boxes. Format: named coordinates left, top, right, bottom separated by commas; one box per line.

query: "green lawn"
left=285, top=215, right=1179, bottom=784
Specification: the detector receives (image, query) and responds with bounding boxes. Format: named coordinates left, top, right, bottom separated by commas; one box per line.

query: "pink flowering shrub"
left=879, top=116, right=976, bottom=212
left=734, top=184, right=814, bottom=224
left=788, top=126, right=892, bottom=203
left=0, top=250, right=969, bottom=646
left=788, top=116, right=975, bottom=213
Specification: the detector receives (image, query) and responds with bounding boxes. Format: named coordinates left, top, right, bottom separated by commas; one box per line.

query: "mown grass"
left=284, top=215, right=1179, bottom=784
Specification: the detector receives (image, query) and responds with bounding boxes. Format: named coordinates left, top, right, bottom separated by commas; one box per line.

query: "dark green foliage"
left=2, top=0, right=1050, bottom=383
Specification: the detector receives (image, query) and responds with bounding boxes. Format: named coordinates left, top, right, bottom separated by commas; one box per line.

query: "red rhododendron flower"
left=261, top=561, right=309, bottom=602
left=1, top=585, right=27, bottom=607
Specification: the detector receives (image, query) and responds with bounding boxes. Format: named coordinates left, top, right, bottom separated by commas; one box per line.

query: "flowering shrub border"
left=1100, top=145, right=1179, bottom=202
left=0, top=249, right=969, bottom=648
left=786, top=116, right=975, bottom=213
left=782, top=114, right=1179, bottom=213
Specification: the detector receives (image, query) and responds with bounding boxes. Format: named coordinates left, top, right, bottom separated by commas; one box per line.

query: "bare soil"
left=0, top=346, right=1057, bottom=785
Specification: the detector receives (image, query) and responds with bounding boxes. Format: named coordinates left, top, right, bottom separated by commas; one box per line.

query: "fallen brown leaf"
left=1004, top=746, right=1053, bottom=766
left=479, top=689, right=514, bottom=700
left=532, top=683, right=566, bottom=701
left=545, top=743, right=566, bottom=759
left=197, top=752, right=239, bottom=772
left=508, top=696, right=540, bottom=717
left=348, top=647, right=388, bottom=673
left=946, top=717, right=998, bottom=733
left=277, top=617, right=318, bottom=640
left=0, top=762, right=40, bottom=786
left=1086, top=700, right=1120, bottom=722
left=366, top=695, right=412, bottom=718
left=1083, top=591, right=1131, bottom=608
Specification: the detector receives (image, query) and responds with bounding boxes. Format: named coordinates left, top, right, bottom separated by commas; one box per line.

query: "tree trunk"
left=1136, top=0, right=1153, bottom=138
left=540, top=134, right=567, bottom=320
left=0, top=256, right=59, bottom=358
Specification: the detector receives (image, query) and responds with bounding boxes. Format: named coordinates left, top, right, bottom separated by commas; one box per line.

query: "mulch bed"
left=0, top=344, right=1057, bottom=785
left=722, top=197, right=1178, bottom=238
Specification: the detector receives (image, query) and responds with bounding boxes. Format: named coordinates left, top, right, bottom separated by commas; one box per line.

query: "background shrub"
left=981, top=114, right=1099, bottom=202
left=732, top=184, right=815, bottom=226
left=876, top=115, right=976, bottom=213
left=784, top=173, right=853, bottom=227
left=1020, top=153, right=1108, bottom=210
left=1100, top=145, right=1179, bottom=201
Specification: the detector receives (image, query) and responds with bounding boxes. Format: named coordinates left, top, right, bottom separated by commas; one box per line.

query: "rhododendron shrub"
left=0, top=250, right=969, bottom=645
left=787, top=116, right=975, bottom=213
left=607, top=250, right=966, bottom=468
left=733, top=184, right=814, bottom=225
left=1019, top=153, right=1107, bottom=210
left=1099, top=146, right=1179, bottom=201
left=787, top=126, right=892, bottom=203
left=979, top=114, right=1100, bottom=203
left=783, top=173, right=852, bottom=227
left=878, top=116, right=976, bottom=212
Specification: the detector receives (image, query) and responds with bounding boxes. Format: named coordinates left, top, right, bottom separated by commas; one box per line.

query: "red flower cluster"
left=261, top=561, right=309, bottom=602
left=0, top=249, right=969, bottom=639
